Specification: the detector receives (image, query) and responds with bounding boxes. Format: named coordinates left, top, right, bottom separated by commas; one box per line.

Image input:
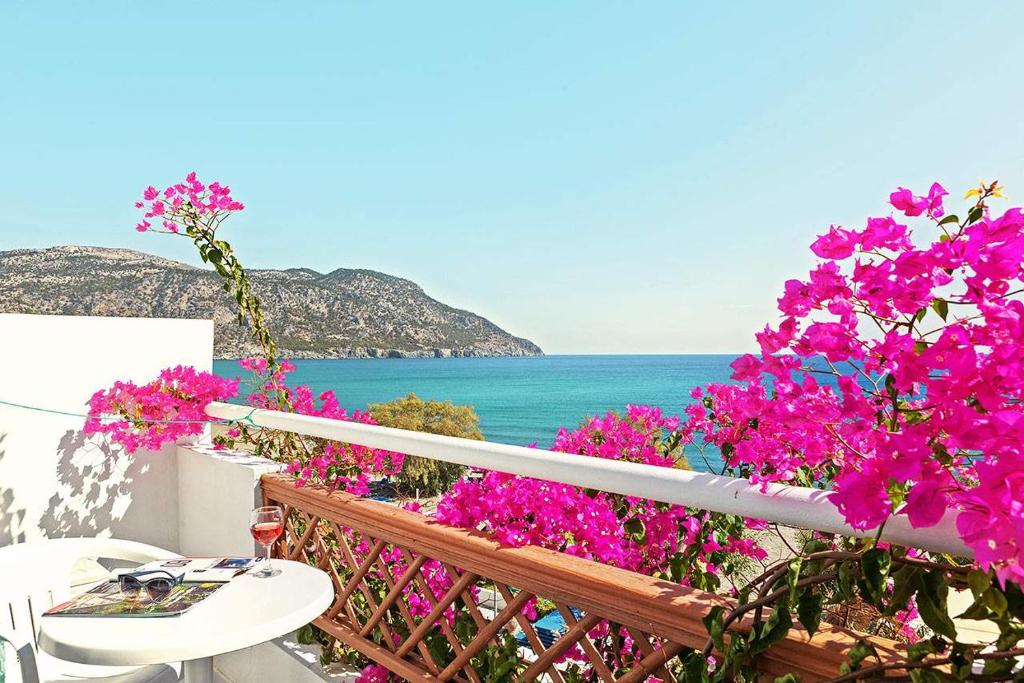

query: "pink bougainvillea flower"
left=132, top=172, right=245, bottom=234
left=810, top=225, right=857, bottom=260
left=890, top=183, right=948, bottom=219
left=926, top=182, right=948, bottom=218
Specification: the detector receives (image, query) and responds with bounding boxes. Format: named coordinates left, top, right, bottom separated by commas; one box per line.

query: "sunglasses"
left=118, top=570, right=183, bottom=602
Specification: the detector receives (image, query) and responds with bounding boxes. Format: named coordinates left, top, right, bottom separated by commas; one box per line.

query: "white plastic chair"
left=0, top=538, right=183, bottom=683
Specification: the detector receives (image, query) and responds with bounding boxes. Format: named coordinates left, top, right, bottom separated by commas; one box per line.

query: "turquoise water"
left=212, top=355, right=740, bottom=473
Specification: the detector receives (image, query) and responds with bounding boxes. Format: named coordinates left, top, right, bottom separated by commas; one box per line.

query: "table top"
left=39, top=559, right=334, bottom=666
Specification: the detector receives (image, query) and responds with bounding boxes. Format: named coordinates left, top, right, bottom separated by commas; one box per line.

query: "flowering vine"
left=87, top=172, right=401, bottom=491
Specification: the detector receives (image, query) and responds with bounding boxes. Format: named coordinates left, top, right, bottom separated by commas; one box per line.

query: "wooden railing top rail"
left=261, top=473, right=904, bottom=681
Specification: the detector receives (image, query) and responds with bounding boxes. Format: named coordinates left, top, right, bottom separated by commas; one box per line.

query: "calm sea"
left=212, top=355, right=741, bottom=473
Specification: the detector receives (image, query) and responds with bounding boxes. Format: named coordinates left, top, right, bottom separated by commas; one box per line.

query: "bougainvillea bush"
left=683, top=180, right=1024, bottom=583
left=86, top=174, right=1024, bottom=681
left=437, top=406, right=764, bottom=591
left=84, top=366, right=238, bottom=453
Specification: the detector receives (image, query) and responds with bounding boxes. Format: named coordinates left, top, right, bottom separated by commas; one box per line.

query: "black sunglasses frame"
left=118, top=569, right=184, bottom=602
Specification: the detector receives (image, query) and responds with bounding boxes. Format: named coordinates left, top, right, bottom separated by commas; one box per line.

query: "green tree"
left=368, top=393, right=483, bottom=496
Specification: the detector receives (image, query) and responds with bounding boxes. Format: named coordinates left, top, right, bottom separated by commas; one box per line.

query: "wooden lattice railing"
left=261, top=473, right=902, bottom=682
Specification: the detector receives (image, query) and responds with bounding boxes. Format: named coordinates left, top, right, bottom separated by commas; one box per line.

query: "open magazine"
left=44, top=557, right=257, bottom=618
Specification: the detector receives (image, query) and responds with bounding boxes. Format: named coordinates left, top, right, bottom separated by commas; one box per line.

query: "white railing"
left=206, top=401, right=970, bottom=557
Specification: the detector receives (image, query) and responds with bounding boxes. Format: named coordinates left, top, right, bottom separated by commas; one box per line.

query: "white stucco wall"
left=0, top=313, right=214, bottom=550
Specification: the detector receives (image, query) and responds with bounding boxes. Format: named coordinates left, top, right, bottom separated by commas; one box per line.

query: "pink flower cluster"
left=239, top=358, right=404, bottom=494
left=436, top=406, right=762, bottom=581
left=84, top=366, right=239, bottom=453
left=355, top=664, right=389, bottom=683
left=134, top=171, right=244, bottom=233
left=682, top=182, right=1024, bottom=585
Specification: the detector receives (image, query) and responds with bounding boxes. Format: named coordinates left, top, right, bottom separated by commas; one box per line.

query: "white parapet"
left=206, top=400, right=971, bottom=557
left=176, top=444, right=284, bottom=557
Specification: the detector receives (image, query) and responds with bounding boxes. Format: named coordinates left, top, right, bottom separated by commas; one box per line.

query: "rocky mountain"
left=0, top=246, right=542, bottom=359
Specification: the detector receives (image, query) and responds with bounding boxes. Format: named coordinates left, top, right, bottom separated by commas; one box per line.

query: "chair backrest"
left=0, top=538, right=178, bottom=683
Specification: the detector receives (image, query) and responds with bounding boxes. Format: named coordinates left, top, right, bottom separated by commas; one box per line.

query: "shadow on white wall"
left=38, top=429, right=133, bottom=539
left=0, top=432, right=28, bottom=545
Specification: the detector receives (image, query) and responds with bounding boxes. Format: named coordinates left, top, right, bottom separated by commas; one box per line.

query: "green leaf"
left=796, top=590, right=822, bottom=637
left=682, top=651, right=707, bottom=682
left=982, top=652, right=1017, bottom=677
left=915, top=570, right=958, bottom=640
left=670, top=555, right=685, bottom=583
left=702, top=605, right=726, bottom=653
left=955, top=599, right=990, bottom=620
left=937, top=214, right=959, bottom=226
left=981, top=586, right=1008, bottom=616
left=623, top=518, right=645, bottom=542
left=995, top=623, right=1024, bottom=651
left=907, top=638, right=937, bottom=662
left=885, top=565, right=921, bottom=617
left=931, top=298, right=949, bottom=321
left=967, top=569, right=991, bottom=598
left=859, top=548, right=891, bottom=605
left=786, top=558, right=802, bottom=606
left=749, top=603, right=792, bottom=654
left=840, top=639, right=876, bottom=674
left=774, top=675, right=800, bottom=683
left=1003, top=581, right=1024, bottom=620
left=967, top=206, right=984, bottom=224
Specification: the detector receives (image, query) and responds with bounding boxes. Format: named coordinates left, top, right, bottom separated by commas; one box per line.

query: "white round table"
left=39, top=559, right=334, bottom=683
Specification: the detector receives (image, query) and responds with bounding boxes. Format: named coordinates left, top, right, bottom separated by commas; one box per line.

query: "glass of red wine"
left=250, top=505, right=285, bottom=578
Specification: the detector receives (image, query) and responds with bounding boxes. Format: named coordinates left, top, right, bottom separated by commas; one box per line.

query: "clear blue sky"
left=2, top=3, right=1022, bottom=354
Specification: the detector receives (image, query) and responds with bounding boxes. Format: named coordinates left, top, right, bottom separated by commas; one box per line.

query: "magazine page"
left=115, top=557, right=256, bottom=583
left=44, top=581, right=225, bottom=618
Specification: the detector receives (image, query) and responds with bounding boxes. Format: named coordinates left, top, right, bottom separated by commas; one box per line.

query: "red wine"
left=250, top=521, right=284, bottom=545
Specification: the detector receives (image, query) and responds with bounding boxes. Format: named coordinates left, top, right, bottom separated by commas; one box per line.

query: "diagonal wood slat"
left=335, top=533, right=398, bottom=650
left=442, top=563, right=489, bottom=633
left=395, top=568, right=480, bottom=658
left=495, top=584, right=565, bottom=683
left=369, top=553, right=443, bottom=676
left=623, top=625, right=673, bottom=683
left=288, top=509, right=322, bottom=561
left=616, top=641, right=687, bottom=683
left=516, top=611, right=604, bottom=682
left=558, top=605, right=615, bottom=683
left=361, top=553, right=428, bottom=636
left=402, top=550, right=483, bottom=683
left=438, top=588, right=533, bottom=680
left=328, top=531, right=387, bottom=620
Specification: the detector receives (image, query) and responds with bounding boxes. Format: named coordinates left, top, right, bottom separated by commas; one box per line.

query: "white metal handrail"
left=206, top=401, right=970, bottom=557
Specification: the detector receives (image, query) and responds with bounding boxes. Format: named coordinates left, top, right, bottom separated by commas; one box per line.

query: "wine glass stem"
left=265, top=543, right=272, bottom=573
